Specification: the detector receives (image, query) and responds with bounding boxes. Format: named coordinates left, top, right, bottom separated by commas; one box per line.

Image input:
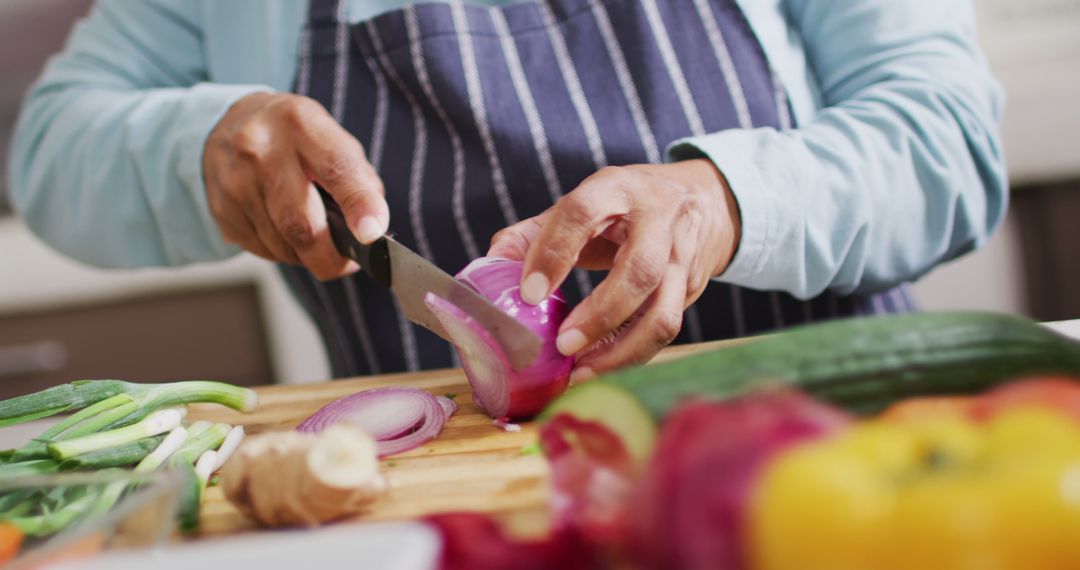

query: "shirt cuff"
left=173, top=82, right=275, bottom=261
left=667, top=129, right=789, bottom=292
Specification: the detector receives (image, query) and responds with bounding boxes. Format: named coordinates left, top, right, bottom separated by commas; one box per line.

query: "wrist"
left=675, top=158, right=741, bottom=278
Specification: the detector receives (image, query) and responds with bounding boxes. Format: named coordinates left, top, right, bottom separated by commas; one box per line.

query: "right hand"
left=203, top=92, right=388, bottom=280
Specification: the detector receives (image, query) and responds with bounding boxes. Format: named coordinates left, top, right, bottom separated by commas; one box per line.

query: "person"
left=8, top=0, right=1005, bottom=381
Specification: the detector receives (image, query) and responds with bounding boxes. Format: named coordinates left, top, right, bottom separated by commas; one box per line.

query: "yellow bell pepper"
left=748, top=408, right=1080, bottom=570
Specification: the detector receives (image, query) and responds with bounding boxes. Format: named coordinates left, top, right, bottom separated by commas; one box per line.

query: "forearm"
left=673, top=0, right=1006, bottom=298
left=7, top=0, right=269, bottom=268
left=11, top=83, right=264, bottom=267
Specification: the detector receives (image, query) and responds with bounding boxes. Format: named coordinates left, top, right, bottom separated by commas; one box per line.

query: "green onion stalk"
left=167, top=423, right=232, bottom=532
left=47, top=408, right=187, bottom=461
left=57, top=434, right=168, bottom=471
left=3, top=423, right=233, bottom=537
left=2, top=380, right=257, bottom=461
left=80, top=423, right=231, bottom=535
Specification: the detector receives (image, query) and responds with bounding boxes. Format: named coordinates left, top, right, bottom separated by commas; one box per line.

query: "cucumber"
left=542, top=312, right=1080, bottom=455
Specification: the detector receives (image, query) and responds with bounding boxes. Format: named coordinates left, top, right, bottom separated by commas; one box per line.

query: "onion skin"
left=631, top=390, right=850, bottom=570
left=428, top=257, right=573, bottom=420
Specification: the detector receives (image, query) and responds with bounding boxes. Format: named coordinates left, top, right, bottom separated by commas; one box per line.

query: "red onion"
left=296, top=387, right=456, bottom=457
left=539, top=414, right=638, bottom=546
left=631, top=390, right=849, bottom=570
left=425, top=257, right=573, bottom=421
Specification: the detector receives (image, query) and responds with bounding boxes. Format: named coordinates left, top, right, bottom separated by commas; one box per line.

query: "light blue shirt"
left=8, top=0, right=1006, bottom=299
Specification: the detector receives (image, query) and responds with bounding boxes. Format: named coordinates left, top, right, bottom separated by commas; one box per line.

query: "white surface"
left=50, top=521, right=439, bottom=570
left=977, top=0, right=1080, bottom=184
left=0, top=217, right=331, bottom=385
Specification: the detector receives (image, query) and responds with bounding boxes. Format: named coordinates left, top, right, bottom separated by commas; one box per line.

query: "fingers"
left=205, top=149, right=293, bottom=263
left=519, top=167, right=632, bottom=305
left=292, top=101, right=388, bottom=244
left=555, top=207, right=673, bottom=357
left=212, top=196, right=275, bottom=261
left=571, top=264, right=688, bottom=380
left=264, top=160, right=358, bottom=280
left=203, top=93, right=384, bottom=279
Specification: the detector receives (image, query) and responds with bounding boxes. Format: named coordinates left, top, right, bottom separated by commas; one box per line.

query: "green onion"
left=136, top=428, right=189, bottom=472
left=0, top=459, right=60, bottom=478
left=47, top=408, right=186, bottom=460
left=0, top=380, right=257, bottom=431
left=168, top=423, right=230, bottom=532
left=170, top=423, right=230, bottom=465
left=104, top=381, right=258, bottom=428
left=0, top=380, right=129, bottom=428
left=39, top=394, right=136, bottom=440
left=57, top=434, right=167, bottom=471
left=6, top=486, right=98, bottom=537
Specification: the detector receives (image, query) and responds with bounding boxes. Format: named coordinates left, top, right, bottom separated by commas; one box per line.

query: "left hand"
left=487, top=159, right=741, bottom=381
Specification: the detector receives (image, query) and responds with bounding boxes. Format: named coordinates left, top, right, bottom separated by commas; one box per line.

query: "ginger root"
left=222, top=425, right=385, bottom=527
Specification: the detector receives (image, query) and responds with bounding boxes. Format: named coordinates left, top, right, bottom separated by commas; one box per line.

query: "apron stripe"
left=363, top=55, right=389, bottom=171
left=330, top=0, right=349, bottom=122
left=693, top=0, right=753, bottom=129
left=641, top=0, right=707, bottom=137
left=451, top=1, right=519, bottom=227
left=539, top=1, right=607, bottom=170
left=587, top=0, right=662, bottom=164
left=366, top=21, right=434, bottom=261
left=366, top=20, right=423, bottom=370
left=313, top=283, right=359, bottom=373
left=296, top=15, right=359, bottom=375
left=344, top=278, right=381, bottom=374
left=872, top=293, right=887, bottom=315
left=296, top=29, right=312, bottom=102
left=330, top=0, right=379, bottom=375
left=394, top=298, right=422, bottom=371
left=490, top=8, right=594, bottom=298
left=891, top=286, right=909, bottom=312
left=405, top=6, right=479, bottom=260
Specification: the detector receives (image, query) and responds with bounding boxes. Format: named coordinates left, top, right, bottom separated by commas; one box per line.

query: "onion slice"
left=296, top=387, right=456, bottom=457
left=425, top=257, right=573, bottom=421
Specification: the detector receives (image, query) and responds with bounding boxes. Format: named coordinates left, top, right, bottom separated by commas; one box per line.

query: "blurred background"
left=0, top=0, right=1078, bottom=390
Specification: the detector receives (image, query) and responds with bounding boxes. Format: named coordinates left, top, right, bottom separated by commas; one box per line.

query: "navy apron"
left=283, top=0, right=916, bottom=377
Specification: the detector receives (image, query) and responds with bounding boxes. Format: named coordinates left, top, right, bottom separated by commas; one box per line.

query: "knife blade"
left=318, top=186, right=542, bottom=370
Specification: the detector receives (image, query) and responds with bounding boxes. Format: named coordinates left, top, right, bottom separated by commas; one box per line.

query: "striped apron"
left=284, top=0, right=916, bottom=378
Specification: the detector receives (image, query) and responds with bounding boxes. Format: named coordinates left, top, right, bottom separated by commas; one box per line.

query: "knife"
left=317, top=187, right=541, bottom=370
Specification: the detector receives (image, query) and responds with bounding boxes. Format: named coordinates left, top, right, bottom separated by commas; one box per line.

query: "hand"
left=203, top=92, right=388, bottom=280
left=488, top=160, right=741, bottom=380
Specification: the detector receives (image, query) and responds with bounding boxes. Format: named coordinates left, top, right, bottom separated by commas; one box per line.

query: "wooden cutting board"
left=187, top=340, right=730, bottom=539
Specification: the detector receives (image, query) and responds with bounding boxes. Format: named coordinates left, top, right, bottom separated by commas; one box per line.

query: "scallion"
left=47, top=408, right=186, bottom=460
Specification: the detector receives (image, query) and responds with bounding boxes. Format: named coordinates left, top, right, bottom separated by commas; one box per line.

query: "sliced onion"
left=297, top=387, right=455, bottom=457
left=425, top=257, right=573, bottom=421
left=437, top=395, right=459, bottom=419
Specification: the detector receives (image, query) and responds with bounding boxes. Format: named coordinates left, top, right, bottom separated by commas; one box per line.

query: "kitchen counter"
left=32, top=318, right=1080, bottom=568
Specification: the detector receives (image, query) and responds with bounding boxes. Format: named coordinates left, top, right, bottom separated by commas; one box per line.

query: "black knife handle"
left=317, top=184, right=391, bottom=288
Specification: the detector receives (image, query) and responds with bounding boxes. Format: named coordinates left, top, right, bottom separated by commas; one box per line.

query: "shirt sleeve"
left=669, top=0, right=1007, bottom=298
left=7, top=0, right=273, bottom=268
